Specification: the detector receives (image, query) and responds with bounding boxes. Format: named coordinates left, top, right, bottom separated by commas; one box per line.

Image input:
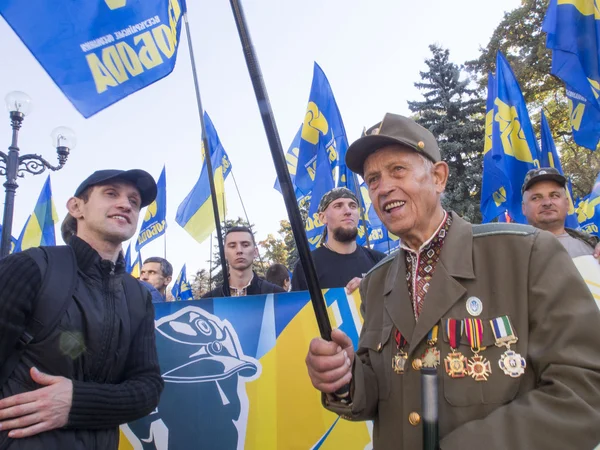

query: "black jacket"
left=201, top=271, right=285, bottom=298
left=0, top=237, right=163, bottom=449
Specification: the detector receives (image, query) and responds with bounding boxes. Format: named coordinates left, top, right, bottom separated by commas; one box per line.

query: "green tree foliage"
left=258, top=219, right=299, bottom=272
left=191, top=268, right=211, bottom=298
left=465, top=0, right=600, bottom=198
left=408, top=44, right=485, bottom=223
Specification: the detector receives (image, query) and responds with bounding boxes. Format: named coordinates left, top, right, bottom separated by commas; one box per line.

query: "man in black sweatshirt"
left=0, top=169, right=164, bottom=449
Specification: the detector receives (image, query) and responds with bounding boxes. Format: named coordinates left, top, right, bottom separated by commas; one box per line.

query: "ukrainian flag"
left=176, top=112, right=232, bottom=245
left=14, top=175, right=58, bottom=252
left=125, top=244, right=141, bottom=278
left=136, top=166, right=167, bottom=251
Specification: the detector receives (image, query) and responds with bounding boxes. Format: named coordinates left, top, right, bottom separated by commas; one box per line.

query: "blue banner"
left=543, top=0, right=600, bottom=150
left=136, top=166, right=167, bottom=251
left=576, top=172, right=600, bottom=236
left=0, top=0, right=186, bottom=118
left=119, top=288, right=372, bottom=449
left=171, top=264, right=193, bottom=301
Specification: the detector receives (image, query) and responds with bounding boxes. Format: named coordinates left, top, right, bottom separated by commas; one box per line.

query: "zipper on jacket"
left=95, top=264, right=117, bottom=381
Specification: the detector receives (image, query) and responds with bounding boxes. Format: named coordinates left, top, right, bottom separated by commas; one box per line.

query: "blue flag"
left=171, top=264, right=193, bottom=301
left=540, top=111, right=579, bottom=229
left=0, top=0, right=186, bottom=118
left=543, top=0, right=600, bottom=150
left=295, top=63, right=347, bottom=197
left=305, top=145, right=336, bottom=248
left=14, top=175, right=59, bottom=252
left=576, top=172, right=600, bottom=236
left=136, top=166, right=167, bottom=251
left=485, top=53, right=541, bottom=224
left=481, top=72, right=512, bottom=222
left=273, top=126, right=305, bottom=200
left=176, top=112, right=232, bottom=245
left=125, top=243, right=133, bottom=272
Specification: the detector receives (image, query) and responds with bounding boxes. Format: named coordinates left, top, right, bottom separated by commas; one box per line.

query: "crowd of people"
left=1, top=114, right=599, bottom=449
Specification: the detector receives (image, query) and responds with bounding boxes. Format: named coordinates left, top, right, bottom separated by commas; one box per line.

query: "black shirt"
left=201, top=271, right=285, bottom=298
left=291, top=245, right=387, bottom=291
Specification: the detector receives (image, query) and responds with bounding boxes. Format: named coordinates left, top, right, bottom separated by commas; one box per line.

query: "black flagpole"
left=183, top=13, right=230, bottom=296
left=228, top=0, right=331, bottom=339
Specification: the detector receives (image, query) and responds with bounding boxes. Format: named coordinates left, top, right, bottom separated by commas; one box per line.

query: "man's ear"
left=66, top=197, right=84, bottom=219
left=432, top=162, right=449, bottom=194
left=318, top=211, right=328, bottom=226
left=165, top=276, right=172, bottom=287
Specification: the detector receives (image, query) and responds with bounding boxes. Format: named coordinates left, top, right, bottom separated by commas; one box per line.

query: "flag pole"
left=183, top=12, right=230, bottom=296
left=351, top=172, right=371, bottom=248
left=228, top=0, right=331, bottom=339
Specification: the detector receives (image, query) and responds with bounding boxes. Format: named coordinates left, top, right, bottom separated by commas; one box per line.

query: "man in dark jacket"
left=202, top=226, right=284, bottom=298
left=0, top=169, right=164, bottom=449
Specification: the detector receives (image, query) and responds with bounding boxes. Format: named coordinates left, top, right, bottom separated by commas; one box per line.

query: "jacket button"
left=412, top=358, right=423, bottom=371
left=408, top=412, right=421, bottom=426
left=377, top=342, right=382, bottom=351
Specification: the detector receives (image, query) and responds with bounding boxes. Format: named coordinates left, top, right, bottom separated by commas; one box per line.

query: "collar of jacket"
left=383, top=211, right=475, bottom=296
left=565, top=227, right=599, bottom=249
left=69, top=235, right=126, bottom=276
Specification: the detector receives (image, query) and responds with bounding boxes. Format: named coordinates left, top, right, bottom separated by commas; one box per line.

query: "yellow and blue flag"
left=540, top=111, right=579, bottom=228
left=14, top=175, right=58, bottom=252
left=171, top=264, right=193, bottom=301
left=273, top=126, right=306, bottom=201
left=176, top=112, right=232, bottom=245
left=576, top=172, right=600, bottom=236
left=481, top=53, right=541, bottom=224
left=0, top=0, right=186, bottom=118
left=543, top=0, right=600, bottom=150
left=136, top=166, right=166, bottom=251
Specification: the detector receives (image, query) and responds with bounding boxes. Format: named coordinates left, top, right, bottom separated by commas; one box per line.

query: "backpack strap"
left=0, top=246, right=77, bottom=386
left=122, top=274, right=150, bottom=336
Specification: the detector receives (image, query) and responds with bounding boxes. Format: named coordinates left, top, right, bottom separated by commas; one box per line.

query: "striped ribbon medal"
left=422, top=325, right=441, bottom=368
left=444, top=319, right=467, bottom=378
left=393, top=330, right=408, bottom=374
left=465, top=318, right=492, bottom=381
left=490, top=316, right=526, bottom=378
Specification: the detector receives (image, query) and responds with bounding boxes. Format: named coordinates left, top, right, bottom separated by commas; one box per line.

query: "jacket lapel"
left=408, top=213, right=476, bottom=355
left=383, top=251, right=415, bottom=344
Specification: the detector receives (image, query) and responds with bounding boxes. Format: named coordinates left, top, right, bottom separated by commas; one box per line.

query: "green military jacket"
left=325, top=213, right=600, bottom=449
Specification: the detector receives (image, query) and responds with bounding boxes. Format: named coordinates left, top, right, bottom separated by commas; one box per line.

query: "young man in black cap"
left=521, top=167, right=600, bottom=258
left=291, top=187, right=386, bottom=293
left=0, top=169, right=163, bottom=449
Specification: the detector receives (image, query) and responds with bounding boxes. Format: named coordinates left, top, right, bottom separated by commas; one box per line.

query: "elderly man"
left=521, top=167, right=599, bottom=258
left=305, top=113, right=600, bottom=449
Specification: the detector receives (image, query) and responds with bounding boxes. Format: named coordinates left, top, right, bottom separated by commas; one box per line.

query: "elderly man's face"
left=363, top=145, right=447, bottom=243
left=522, top=180, right=569, bottom=231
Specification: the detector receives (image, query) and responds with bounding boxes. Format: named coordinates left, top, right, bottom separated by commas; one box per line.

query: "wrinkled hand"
left=345, top=277, right=362, bottom=294
left=594, top=243, right=600, bottom=262
left=0, top=367, right=73, bottom=438
left=306, top=329, right=354, bottom=393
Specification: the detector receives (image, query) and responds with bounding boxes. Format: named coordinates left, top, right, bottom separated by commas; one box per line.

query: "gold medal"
left=467, top=354, right=492, bottom=381
left=393, top=351, right=408, bottom=374
left=422, top=347, right=440, bottom=368
left=444, top=351, right=467, bottom=378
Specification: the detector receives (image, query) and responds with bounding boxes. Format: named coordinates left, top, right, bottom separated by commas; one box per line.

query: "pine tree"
left=408, top=45, right=485, bottom=223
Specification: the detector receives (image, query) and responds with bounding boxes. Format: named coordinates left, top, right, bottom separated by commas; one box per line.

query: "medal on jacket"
left=422, top=325, right=440, bottom=368
left=393, top=330, right=408, bottom=374
left=465, top=318, right=492, bottom=381
left=491, top=316, right=526, bottom=378
left=444, top=319, right=467, bottom=378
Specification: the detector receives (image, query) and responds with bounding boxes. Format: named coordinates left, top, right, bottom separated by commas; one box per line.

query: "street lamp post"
left=0, top=91, right=76, bottom=257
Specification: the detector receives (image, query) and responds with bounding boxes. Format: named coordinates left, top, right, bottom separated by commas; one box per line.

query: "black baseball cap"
left=74, top=169, right=157, bottom=208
